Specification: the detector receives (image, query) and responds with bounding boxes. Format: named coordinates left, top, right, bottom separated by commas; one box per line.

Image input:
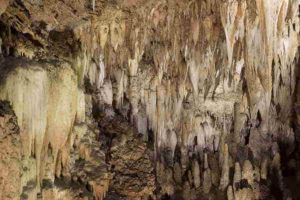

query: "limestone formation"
left=0, top=0, right=299, bottom=199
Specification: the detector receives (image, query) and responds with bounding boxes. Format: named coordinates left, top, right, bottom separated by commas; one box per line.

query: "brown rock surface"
left=0, top=101, right=21, bottom=200
left=0, top=0, right=10, bottom=15
left=98, top=110, right=155, bottom=199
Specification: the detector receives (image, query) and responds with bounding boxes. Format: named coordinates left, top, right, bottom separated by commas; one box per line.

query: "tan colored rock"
left=0, top=61, right=79, bottom=196
left=227, top=185, right=234, bottom=200
left=242, top=160, right=254, bottom=186
left=220, top=144, right=230, bottom=190
left=234, top=188, right=255, bottom=200
left=192, top=159, right=201, bottom=188
left=0, top=0, right=9, bottom=15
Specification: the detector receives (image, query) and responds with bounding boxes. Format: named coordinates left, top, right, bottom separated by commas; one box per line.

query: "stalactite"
left=92, top=0, right=95, bottom=11
left=192, top=159, right=201, bottom=188
left=97, top=54, right=105, bottom=89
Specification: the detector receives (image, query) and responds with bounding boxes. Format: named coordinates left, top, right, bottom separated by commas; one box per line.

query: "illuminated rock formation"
left=0, top=0, right=299, bottom=199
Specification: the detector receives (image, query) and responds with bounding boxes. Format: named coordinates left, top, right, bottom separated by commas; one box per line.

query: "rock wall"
left=0, top=0, right=299, bottom=199
left=0, top=101, right=21, bottom=200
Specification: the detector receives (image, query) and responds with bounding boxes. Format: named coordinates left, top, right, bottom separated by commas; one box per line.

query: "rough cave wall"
left=0, top=0, right=299, bottom=199
left=0, top=101, right=21, bottom=200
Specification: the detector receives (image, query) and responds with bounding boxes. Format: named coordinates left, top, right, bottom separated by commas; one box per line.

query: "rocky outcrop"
left=0, top=101, right=21, bottom=200
left=0, top=0, right=299, bottom=199
left=0, top=59, right=112, bottom=199
left=0, top=59, right=78, bottom=196
left=98, top=108, right=155, bottom=199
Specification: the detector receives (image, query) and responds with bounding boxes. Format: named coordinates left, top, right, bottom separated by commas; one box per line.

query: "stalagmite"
left=220, top=144, right=230, bottom=190
left=227, top=186, right=234, bottom=200
left=234, top=188, right=255, bottom=200
left=242, top=160, right=254, bottom=186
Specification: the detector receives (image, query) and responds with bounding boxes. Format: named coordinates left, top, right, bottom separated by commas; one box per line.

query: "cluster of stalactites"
left=0, top=63, right=86, bottom=194
left=72, top=0, right=299, bottom=165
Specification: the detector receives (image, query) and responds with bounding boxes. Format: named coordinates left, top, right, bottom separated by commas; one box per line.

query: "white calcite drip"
left=92, top=0, right=95, bottom=11
left=0, top=63, right=79, bottom=192
left=97, top=54, right=106, bottom=89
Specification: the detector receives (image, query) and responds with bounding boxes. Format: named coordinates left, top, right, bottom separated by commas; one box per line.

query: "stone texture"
left=0, top=0, right=299, bottom=199
left=98, top=111, right=155, bottom=199
left=0, top=0, right=10, bottom=15
left=0, top=101, right=21, bottom=200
